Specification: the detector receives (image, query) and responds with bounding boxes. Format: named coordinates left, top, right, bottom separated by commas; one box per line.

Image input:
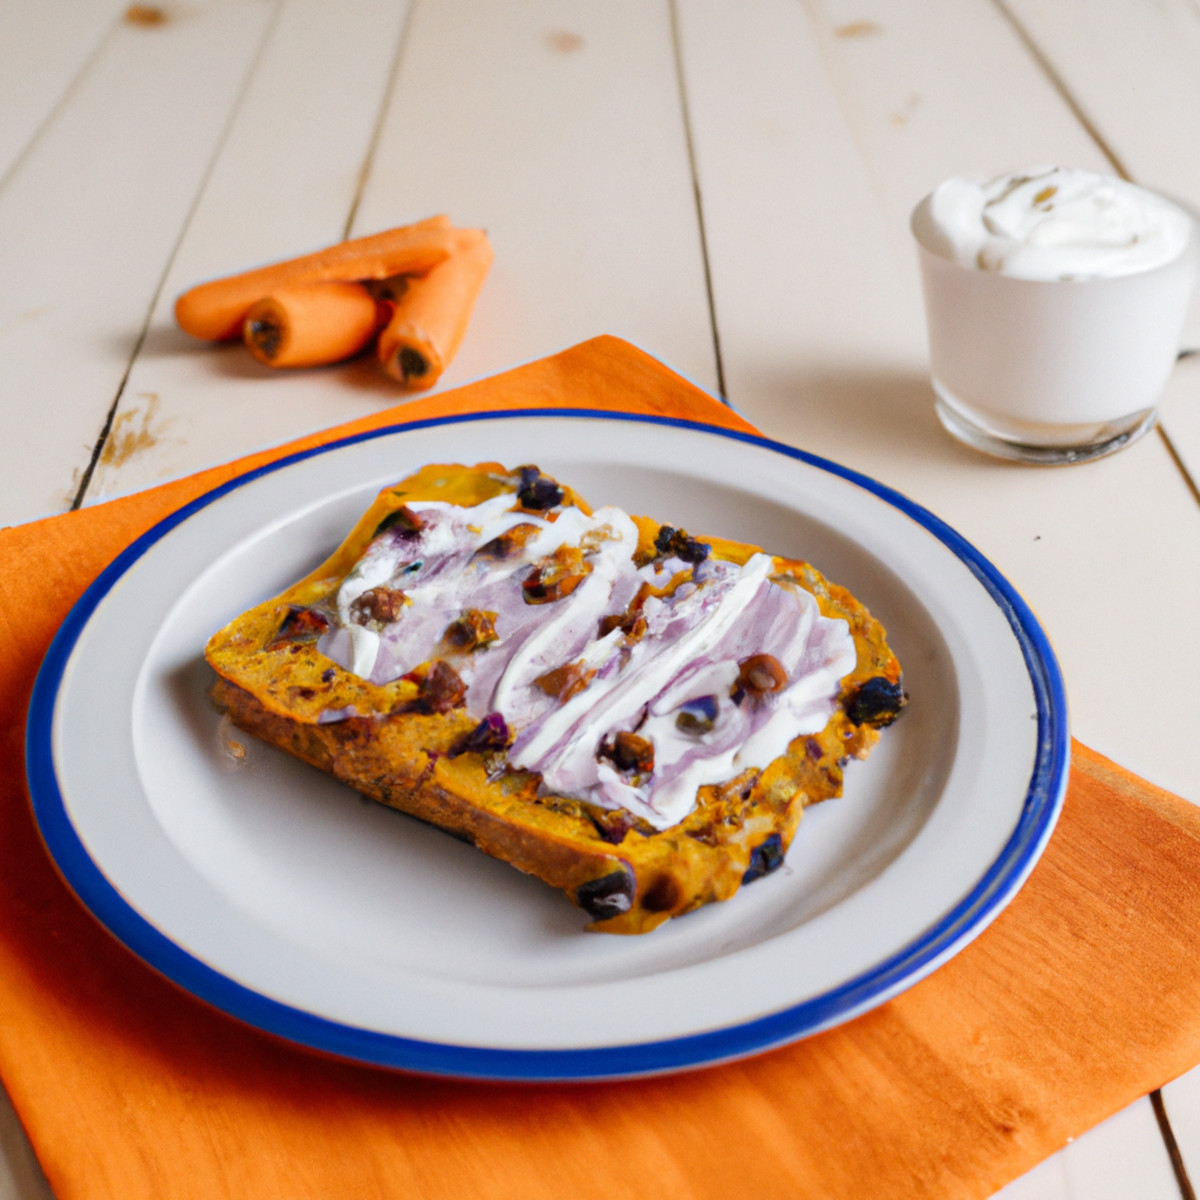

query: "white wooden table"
left=4, top=2, right=1200, bottom=1196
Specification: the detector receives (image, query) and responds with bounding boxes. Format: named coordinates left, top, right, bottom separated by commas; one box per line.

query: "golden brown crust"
left=205, top=463, right=904, bottom=933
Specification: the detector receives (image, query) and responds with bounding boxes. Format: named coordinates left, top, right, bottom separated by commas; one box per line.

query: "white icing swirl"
left=920, top=166, right=1193, bottom=280
left=318, top=493, right=856, bottom=830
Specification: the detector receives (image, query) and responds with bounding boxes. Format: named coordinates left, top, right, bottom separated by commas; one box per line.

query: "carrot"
left=242, top=282, right=383, bottom=369
left=377, top=230, right=493, bottom=389
left=175, top=216, right=472, bottom=341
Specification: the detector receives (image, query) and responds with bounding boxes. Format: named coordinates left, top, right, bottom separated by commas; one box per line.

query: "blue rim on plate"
left=26, top=410, right=1070, bottom=1081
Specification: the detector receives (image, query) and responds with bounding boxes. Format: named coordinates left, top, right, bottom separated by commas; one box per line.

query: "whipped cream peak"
left=920, top=166, right=1193, bottom=281
left=316, top=493, right=856, bottom=830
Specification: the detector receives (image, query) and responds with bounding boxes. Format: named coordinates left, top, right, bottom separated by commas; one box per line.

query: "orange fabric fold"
left=3, top=335, right=1200, bottom=1200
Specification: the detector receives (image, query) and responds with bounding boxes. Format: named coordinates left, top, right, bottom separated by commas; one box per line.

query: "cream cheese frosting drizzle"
left=318, top=487, right=856, bottom=830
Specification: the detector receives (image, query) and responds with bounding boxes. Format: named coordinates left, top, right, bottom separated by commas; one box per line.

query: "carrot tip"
left=397, top=346, right=432, bottom=384
left=245, top=314, right=285, bottom=364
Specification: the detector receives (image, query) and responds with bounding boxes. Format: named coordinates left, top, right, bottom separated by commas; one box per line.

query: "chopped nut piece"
left=598, top=575, right=687, bottom=641
left=373, top=505, right=425, bottom=539
left=449, top=713, right=511, bottom=757
left=349, top=586, right=407, bottom=626
left=394, top=660, right=466, bottom=715
left=736, top=653, right=788, bottom=697
left=599, top=731, right=655, bottom=775
left=265, top=605, right=329, bottom=650
left=522, top=544, right=590, bottom=603
left=590, top=808, right=637, bottom=844
left=533, top=659, right=596, bottom=701
left=444, top=608, right=499, bottom=651
left=477, top=522, right=541, bottom=560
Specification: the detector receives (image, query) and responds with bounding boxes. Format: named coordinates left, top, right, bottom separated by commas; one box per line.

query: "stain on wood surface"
left=99, top=392, right=171, bottom=468
left=124, top=5, right=167, bottom=26
left=891, top=92, right=922, bottom=127
left=834, top=20, right=881, bottom=38
left=545, top=29, right=583, bottom=53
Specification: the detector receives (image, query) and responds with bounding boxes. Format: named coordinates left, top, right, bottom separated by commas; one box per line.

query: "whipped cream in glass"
left=911, top=166, right=1196, bottom=464
left=921, top=166, right=1193, bottom=281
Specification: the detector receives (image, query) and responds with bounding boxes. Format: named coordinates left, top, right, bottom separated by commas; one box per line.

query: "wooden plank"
left=353, top=0, right=716, bottom=391
left=1055, top=1101, right=1181, bottom=1197
left=1163, top=1067, right=1200, bottom=1200
left=995, top=0, right=1200, bottom=553
left=995, top=0, right=1200, bottom=221
left=85, top=0, right=716, bottom=508
left=674, top=0, right=1200, bottom=806
left=1157, top=353, right=1200, bottom=498
left=992, top=1153, right=1069, bottom=1200
left=0, top=0, right=126, bottom=184
left=83, top=0, right=413, bottom=508
left=996, top=1099, right=1182, bottom=1198
left=675, top=10, right=1200, bottom=1190
left=0, top=0, right=275, bottom=526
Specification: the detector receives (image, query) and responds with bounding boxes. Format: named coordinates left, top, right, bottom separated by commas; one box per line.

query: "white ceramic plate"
left=27, top=412, right=1068, bottom=1080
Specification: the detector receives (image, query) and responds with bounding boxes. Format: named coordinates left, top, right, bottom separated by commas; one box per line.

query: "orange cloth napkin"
left=3, top=336, right=1200, bottom=1200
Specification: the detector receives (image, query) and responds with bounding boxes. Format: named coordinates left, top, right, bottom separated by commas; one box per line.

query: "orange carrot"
left=175, top=216, right=473, bottom=342
left=242, top=282, right=383, bottom=369
left=376, top=230, right=493, bottom=389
